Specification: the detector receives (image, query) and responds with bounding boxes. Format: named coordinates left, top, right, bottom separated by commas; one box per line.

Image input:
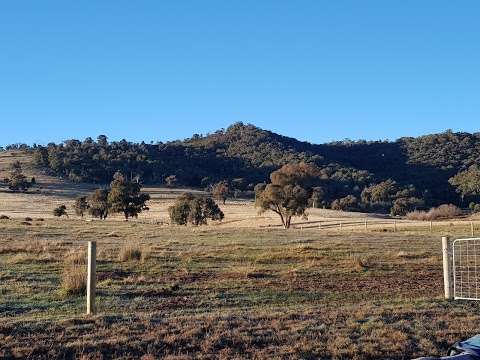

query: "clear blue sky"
left=1, top=1, right=479, bottom=146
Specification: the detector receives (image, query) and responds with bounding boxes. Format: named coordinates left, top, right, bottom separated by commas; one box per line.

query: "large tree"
left=108, top=172, right=150, bottom=220
left=4, top=161, right=32, bottom=192
left=449, top=166, right=480, bottom=202
left=255, top=163, right=316, bottom=229
left=169, top=193, right=224, bottom=225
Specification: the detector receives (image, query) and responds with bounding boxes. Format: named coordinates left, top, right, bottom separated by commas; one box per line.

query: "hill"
left=3, top=123, right=480, bottom=208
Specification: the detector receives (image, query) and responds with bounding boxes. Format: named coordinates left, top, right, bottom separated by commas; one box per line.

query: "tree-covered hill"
left=3, top=123, right=480, bottom=209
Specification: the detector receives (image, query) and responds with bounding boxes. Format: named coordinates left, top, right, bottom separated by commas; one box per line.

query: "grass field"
left=2, top=151, right=480, bottom=359
left=1, top=218, right=480, bottom=359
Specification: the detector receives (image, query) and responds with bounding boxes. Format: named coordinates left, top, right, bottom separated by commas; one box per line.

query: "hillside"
left=3, top=123, right=480, bottom=208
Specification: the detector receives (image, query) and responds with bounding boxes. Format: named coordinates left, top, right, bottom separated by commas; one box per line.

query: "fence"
left=452, top=238, right=480, bottom=301
left=443, top=236, right=480, bottom=301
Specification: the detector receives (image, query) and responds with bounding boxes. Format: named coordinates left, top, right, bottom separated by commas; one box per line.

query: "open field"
left=1, top=151, right=480, bottom=235
left=3, top=151, right=480, bottom=359
left=1, top=218, right=480, bottom=359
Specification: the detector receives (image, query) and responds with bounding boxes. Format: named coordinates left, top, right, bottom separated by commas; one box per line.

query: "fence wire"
left=453, top=238, right=480, bottom=300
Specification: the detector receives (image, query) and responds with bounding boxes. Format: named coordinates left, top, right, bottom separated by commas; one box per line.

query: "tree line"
left=3, top=123, right=480, bottom=213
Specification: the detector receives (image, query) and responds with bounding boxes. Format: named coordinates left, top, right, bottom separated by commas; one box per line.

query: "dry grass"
left=118, top=243, right=147, bottom=262
left=60, top=265, right=87, bottom=296
left=64, top=249, right=86, bottom=265
left=0, top=219, right=476, bottom=359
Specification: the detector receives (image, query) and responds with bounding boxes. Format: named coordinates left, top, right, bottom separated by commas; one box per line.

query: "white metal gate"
left=453, top=238, right=480, bottom=300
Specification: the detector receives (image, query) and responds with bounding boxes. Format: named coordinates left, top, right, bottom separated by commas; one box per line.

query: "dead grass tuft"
left=60, top=265, right=87, bottom=296
left=119, top=243, right=149, bottom=262
left=348, top=255, right=372, bottom=272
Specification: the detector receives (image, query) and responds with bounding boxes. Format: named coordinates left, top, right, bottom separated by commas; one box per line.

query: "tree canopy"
left=255, top=163, right=312, bottom=229
left=13, top=123, right=480, bottom=211
left=169, top=193, right=224, bottom=225
left=449, top=166, right=480, bottom=202
left=108, top=172, right=150, bottom=219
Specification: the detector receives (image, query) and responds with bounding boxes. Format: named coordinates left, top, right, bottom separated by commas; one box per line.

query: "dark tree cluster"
left=3, top=161, right=34, bottom=192
left=71, top=172, right=150, bottom=220
left=169, top=193, right=224, bottom=225
left=8, top=123, right=480, bottom=212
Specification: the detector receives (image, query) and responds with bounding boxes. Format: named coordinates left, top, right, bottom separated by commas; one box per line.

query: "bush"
left=24, top=217, right=33, bottom=222
left=0, top=215, right=9, bottom=220
left=118, top=243, right=144, bottom=262
left=470, top=203, right=480, bottom=214
left=53, top=205, right=68, bottom=217
left=407, top=204, right=463, bottom=221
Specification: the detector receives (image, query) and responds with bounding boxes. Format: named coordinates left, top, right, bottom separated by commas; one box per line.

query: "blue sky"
left=1, top=1, right=479, bottom=146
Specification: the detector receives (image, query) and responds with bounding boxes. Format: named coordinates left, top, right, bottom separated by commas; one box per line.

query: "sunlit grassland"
left=1, top=218, right=480, bottom=359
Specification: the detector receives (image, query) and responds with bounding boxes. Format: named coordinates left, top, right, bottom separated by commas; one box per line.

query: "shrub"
left=60, top=265, right=87, bottom=296
left=53, top=205, right=68, bottom=217
left=0, top=215, right=9, bottom=220
left=470, top=203, right=480, bottom=214
left=119, top=243, right=144, bottom=262
left=24, top=217, right=33, bottom=222
left=407, top=204, right=463, bottom=221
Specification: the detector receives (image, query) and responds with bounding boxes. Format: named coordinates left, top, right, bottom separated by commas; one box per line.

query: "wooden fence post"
left=472, top=222, right=475, bottom=237
left=87, top=241, right=97, bottom=315
left=442, top=236, right=453, bottom=300
left=339, top=222, right=343, bottom=230
left=430, top=221, right=433, bottom=233
left=394, top=221, right=397, bottom=233
left=364, top=219, right=368, bottom=231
